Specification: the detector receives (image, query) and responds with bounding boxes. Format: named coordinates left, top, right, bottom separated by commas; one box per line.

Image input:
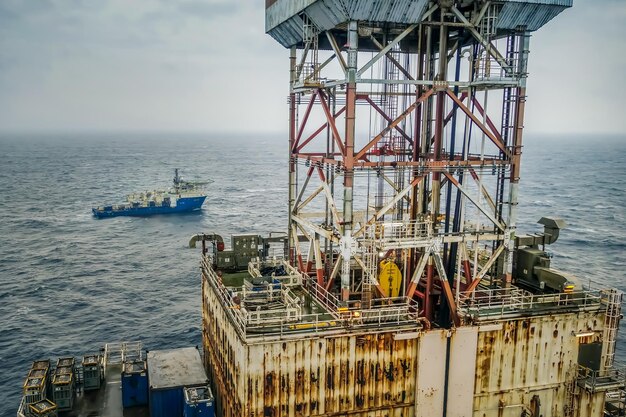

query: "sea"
left=0, top=133, right=624, bottom=416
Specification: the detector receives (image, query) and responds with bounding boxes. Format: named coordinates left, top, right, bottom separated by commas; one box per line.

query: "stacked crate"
left=81, top=354, right=102, bottom=391
left=23, top=360, right=50, bottom=405
left=26, top=399, right=57, bottom=417
left=51, top=358, right=75, bottom=411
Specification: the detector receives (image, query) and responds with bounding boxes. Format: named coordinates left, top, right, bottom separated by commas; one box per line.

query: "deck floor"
left=65, top=364, right=149, bottom=417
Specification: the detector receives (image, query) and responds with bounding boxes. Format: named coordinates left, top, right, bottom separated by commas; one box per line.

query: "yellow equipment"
left=378, top=260, right=402, bottom=298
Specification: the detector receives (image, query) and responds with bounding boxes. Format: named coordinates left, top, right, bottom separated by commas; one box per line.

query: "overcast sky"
left=0, top=0, right=624, bottom=136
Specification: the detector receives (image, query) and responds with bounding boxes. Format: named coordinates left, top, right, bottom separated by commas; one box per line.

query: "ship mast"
left=173, top=168, right=181, bottom=194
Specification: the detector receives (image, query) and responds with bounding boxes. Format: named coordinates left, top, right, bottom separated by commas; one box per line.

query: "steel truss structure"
left=283, top=1, right=541, bottom=326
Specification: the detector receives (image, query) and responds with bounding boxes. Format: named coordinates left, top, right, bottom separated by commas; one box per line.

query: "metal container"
left=51, top=373, right=74, bottom=411
left=82, top=354, right=103, bottom=391
left=183, top=386, right=215, bottom=417
left=147, top=347, right=209, bottom=417
left=232, top=234, right=261, bottom=254
left=23, top=375, right=46, bottom=404
left=30, top=360, right=50, bottom=372
left=26, top=399, right=57, bottom=417
left=56, top=357, right=74, bottom=368
left=55, top=366, right=72, bottom=375
left=216, top=251, right=236, bottom=269
left=122, top=360, right=149, bottom=408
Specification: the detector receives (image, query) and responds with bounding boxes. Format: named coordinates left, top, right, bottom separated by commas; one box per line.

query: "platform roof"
left=266, top=0, right=573, bottom=49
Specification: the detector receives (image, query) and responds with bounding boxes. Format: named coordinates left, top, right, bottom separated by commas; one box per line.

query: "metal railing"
left=203, top=256, right=423, bottom=341
left=241, top=285, right=302, bottom=326
left=577, top=363, right=626, bottom=393
left=459, top=287, right=604, bottom=319
left=362, top=220, right=432, bottom=245
left=302, top=276, right=341, bottom=313
left=248, top=258, right=302, bottom=287
left=104, top=341, right=142, bottom=368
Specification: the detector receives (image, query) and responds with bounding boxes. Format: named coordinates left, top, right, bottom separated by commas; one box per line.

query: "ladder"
left=602, top=289, right=623, bottom=372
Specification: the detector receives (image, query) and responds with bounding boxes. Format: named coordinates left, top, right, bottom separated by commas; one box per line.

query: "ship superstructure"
left=198, top=1, right=625, bottom=416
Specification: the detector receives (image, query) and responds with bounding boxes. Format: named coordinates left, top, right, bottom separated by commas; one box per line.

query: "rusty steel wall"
left=202, top=269, right=422, bottom=417
left=246, top=333, right=418, bottom=417
left=575, top=390, right=606, bottom=417
left=202, top=273, right=245, bottom=417
left=473, top=312, right=606, bottom=417
left=203, top=267, right=609, bottom=416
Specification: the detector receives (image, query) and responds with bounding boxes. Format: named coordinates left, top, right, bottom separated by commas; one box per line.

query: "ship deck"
left=67, top=363, right=148, bottom=417
left=18, top=343, right=150, bottom=417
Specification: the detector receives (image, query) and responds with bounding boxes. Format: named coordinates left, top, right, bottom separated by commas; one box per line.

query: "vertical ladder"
left=302, top=15, right=319, bottom=84
left=602, top=289, right=623, bottom=372
left=563, top=365, right=579, bottom=417
left=491, top=34, right=517, bottom=264
left=361, top=224, right=380, bottom=308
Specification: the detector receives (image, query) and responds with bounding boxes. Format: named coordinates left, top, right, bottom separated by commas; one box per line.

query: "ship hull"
left=92, top=196, right=206, bottom=219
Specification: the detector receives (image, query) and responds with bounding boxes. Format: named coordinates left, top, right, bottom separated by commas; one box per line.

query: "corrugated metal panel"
left=305, top=2, right=346, bottom=32
left=448, top=327, right=478, bottom=417
left=265, top=0, right=317, bottom=31
left=415, top=330, right=446, bottom=416
left=266, top=0, right=429, bottom=48
left=497, top=3, right=570, bottom=31
left=306, top=0, right=428, bottom=27
left=267, top=17, right=304, bottom=49
left=150, top=387, right=184, bottom=417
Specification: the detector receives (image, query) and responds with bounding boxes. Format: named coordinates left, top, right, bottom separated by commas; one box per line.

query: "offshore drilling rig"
left=198, top=1, right=625, bottom=416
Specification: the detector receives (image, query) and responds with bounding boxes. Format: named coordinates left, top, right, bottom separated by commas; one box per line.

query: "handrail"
left=202, top=256, right=423, bottom=341
left=576, top=363, right=626, bottom=393
left=459, top=287, right=604, bottom=319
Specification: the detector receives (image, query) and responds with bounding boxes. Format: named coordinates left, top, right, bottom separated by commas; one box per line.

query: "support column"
left=432, top=23, right=448, bottom=230
left=340, top=21, right=358, bottom=302
left=288, top=47, right=297, bottom=263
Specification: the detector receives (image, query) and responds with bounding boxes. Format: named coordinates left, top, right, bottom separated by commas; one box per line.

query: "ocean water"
left=0, top=133, right=624, bottom=415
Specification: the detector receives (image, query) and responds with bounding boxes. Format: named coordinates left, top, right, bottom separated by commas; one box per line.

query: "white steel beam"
left=356, top=24, right=418, bottom=78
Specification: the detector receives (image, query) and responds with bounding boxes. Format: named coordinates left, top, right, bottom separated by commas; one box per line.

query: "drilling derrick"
left=198, top=2, right=625, bottom=416
left=270, top=0, right=571, bottom=324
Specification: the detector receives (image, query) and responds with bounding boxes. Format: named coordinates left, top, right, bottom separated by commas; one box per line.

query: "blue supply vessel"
left=92, top=169, right=209, bottom=218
